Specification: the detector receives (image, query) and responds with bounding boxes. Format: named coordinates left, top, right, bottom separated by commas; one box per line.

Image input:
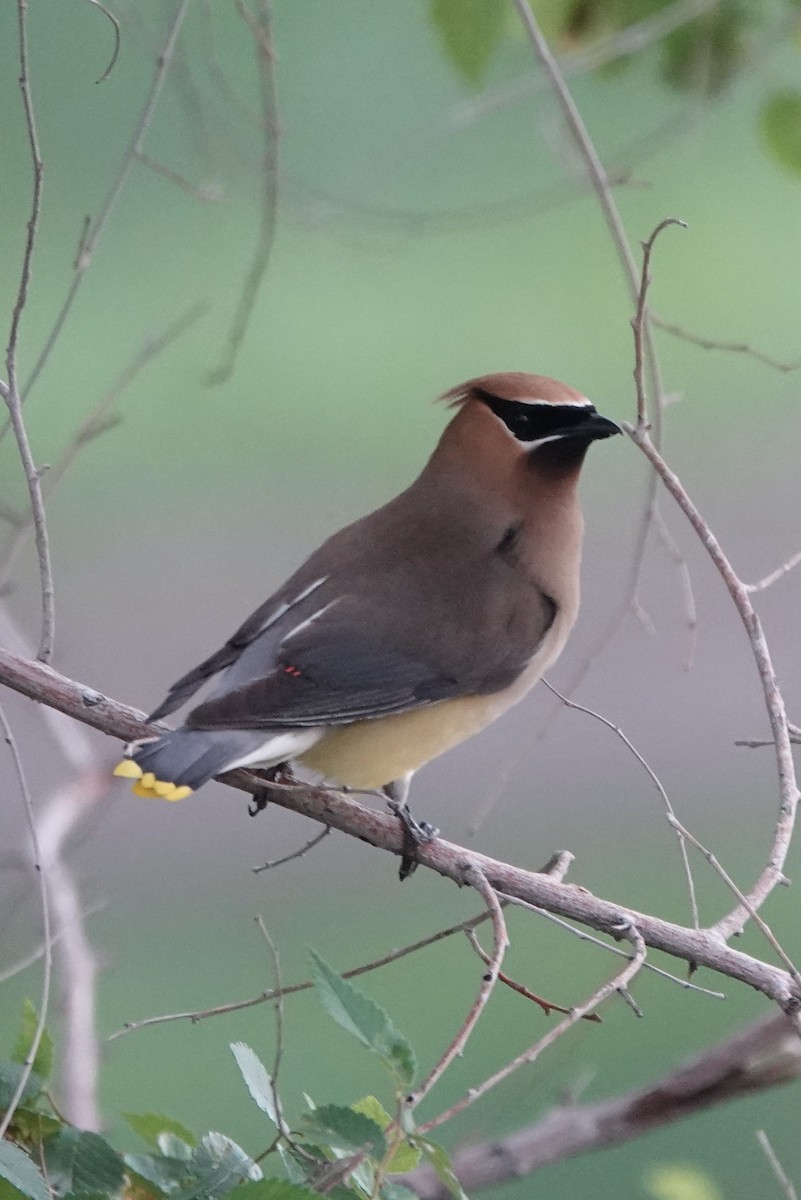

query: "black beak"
left=554, top=412, right=621, bottom=442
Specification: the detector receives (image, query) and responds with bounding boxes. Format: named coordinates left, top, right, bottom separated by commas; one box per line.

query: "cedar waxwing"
left=115, top=373, right=619, bottom=815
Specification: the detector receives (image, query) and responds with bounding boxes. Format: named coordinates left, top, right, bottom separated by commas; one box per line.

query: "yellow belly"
left=298, top=693, right=503, bottom=788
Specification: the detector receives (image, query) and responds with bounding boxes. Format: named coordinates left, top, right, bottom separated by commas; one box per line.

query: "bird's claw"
left=387, top=799, right=439, bottom=880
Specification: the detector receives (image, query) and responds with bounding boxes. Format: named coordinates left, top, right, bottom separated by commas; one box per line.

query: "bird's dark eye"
left=475, top=390, right=596, bottom=443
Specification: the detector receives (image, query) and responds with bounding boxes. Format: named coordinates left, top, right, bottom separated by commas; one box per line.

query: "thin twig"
left=2, top=1, right=54, bottom=662
left=626, top=427, right=800, bottom=941
left=465, top=929, right=601, bottom=1022
left=253, top=825, right=330, bottom=873
left=669, top=816, right=800, bottom=986
left=254, top=917, right=290, bottom=1139
left=417, top=918, right=646, bottom=1134
left=631, top=219, right=687, bottom=428
left=206, top=0, right=280, bottom=385
left=0, top=703, right=53, bottom=1139
left=0, top=304, right=206, bottom=596
left=757, top=1130, right=799, bottom=1200
left=652, top=505, right=698, bottom=670
left=543, top=681, right=700, bottom=929
left=83, top=0, right=121, bottom=83
left=14, top=0, right=192, bottom=407
left=745, top=550, right=801, bottom=595
left=406, top=865, right=507, bottom=1109
left=403, top=1014, right=801, bottom=1197
left=498, top=892, right=724, bottom=999
left=653, top=315, right=801, bottom=373
left=109, top=903, right=497, bottom=1040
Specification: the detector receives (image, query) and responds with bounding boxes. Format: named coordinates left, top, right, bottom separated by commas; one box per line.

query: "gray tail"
left=127, top=729, right=268, bottom=790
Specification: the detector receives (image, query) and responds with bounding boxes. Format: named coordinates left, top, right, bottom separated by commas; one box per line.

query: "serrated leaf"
left=276, top=1145, right=309, bottom=1187
left=230, top=1043, right=283, bottom=1129
left=309, top=952, right=416, bottom=1090
left=10, top=1108, right=61, bottom=1144
left=43, top=1129, right=124, bottom=1197
left=178, top=1132, right=261, bottom=1200
left=0, top=1141, right=50, bottom=1200
left=350, top=1099, right=419, bottom=1175
left=124, top=1113, right=197, bottom=1151
left=124, top=1152, right=192, bottom=1194
left=417, top=1139, right=468, bottom=1200
left=230, top=1183, right=325, bottom=1200
left=303, top=1104, right=386, bottom=1159
left=429, top=0, right=506, bottom=87
left=158, top=1135, right=194, bottom=1162
left=12, top=1001, right=53, bottom=1082
left=0, top=1061, right=44, bottom=1110
left=761, top=91, right=801, bottom=177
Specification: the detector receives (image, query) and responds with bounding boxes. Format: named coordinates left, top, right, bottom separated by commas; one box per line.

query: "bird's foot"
left=247, top=762, right=295, bottom=816
left=386, top=799, right=439, bottom=881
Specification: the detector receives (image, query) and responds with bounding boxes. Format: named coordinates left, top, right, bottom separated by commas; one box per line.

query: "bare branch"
left=111, top=906, right=498, bottom=1039
left=465, top=928, right=601, bottom=1022
left=0, top=304, right=206, bottom=597
left=745, top=550, right=801, bottom=595
left=15, top=0, right=192, bottom=406
left=82, top=0, right=121, bottom=84
left=403, top=1013, right=801, bottom=1197
left=417, top=918, right=646, bottom=1134
left=757, top=1130, right=799, bottom=1200
left=544, top=681, right=699, bottom=928
left=407, top=864, right=507, bottom=1111
left=653, top=314, right=801, bottom=373
left=3, top=0, right=54, bottom=662
left=0, top=702, right=53, bottom=1139
left=253, top=825, right=330, bottom=873
left=631, top=218, right=687, bottom=429
left=1, top=648, right=798, bottom=1013
left=625, top=426, right=800, bottom=940
left=206, top=0, right=280, bottom=385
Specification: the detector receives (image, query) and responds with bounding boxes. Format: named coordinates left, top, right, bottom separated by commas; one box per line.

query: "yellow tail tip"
left=114, top=759, right=192, bottom=801
left=113, top=759, right=142, bottom=779
left=131, top=778, right=193, bottom=802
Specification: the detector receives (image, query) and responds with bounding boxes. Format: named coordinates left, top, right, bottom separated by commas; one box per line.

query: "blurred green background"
left=2, top=1, right=801, bottom=1196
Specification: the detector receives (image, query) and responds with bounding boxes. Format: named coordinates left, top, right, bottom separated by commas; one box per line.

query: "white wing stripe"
left=257, top=575, right=328, bottom=636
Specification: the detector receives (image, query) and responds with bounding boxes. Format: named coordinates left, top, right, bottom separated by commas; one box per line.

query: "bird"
left=115, top=372, right=619, bottom=827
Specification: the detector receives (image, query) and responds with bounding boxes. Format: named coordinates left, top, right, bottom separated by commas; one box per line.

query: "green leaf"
left=124, top=1113, right=197, bottom=1151
left=43, top=1129, right=124, bottom=1197
left=350, top=1099, right=420, bottom=1175
left=417, top=1140, right=468, bottom=1200
left=429, top=0, right=506, bottom=87
left=124, top=1153, right=192, bottom=1195
left=0, top=1141, right=50, bottom=1200
left=309, top=952, right=416, bottom=1090
left=12, top=1001, right=53, bottom=1082
left=761, top=91, right=801, bottom=177
left=180, top=1132, right=262, bottom=1199
left=303, top=1104, right=386, bottom=1159
left=0, top=1061, right=44, bottom=1110
left=230, top=1043, right=284, bottom=1129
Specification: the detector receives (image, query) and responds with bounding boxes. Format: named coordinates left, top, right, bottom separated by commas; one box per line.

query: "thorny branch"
left=0, top=648, right=798, bottom=1018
